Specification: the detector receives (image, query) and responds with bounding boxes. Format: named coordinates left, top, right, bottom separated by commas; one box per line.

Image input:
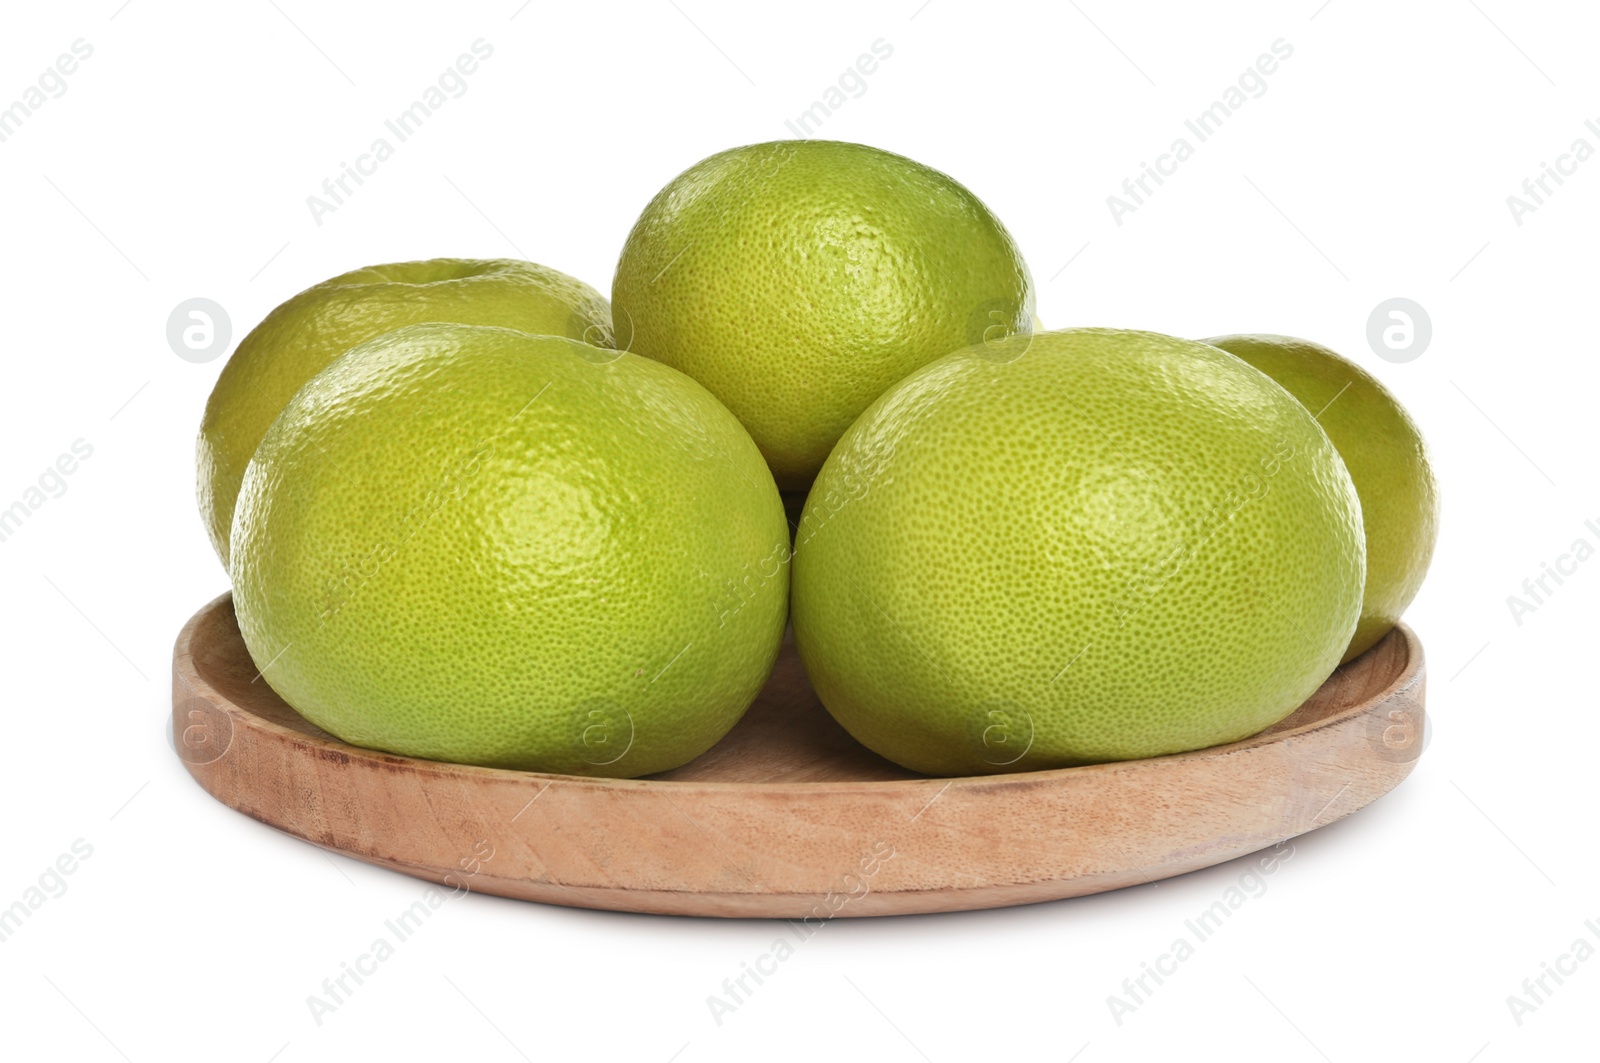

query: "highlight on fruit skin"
left=230, top=323, right=790, bottom=778
left=1203, top=333, right=1439, bottom=662
left=791, top=327, right=1367, bottom=777
left=196, top=257, right=615, bottom=569
left=612, top=138, right=1035, bottom=494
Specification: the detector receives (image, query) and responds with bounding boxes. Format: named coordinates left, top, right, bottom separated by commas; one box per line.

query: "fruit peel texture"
left=612, top=140, right=1034, bottom=492
left=198, top=258, right=614, bottom=567
left=1203, top=333, right=1438, bottom=663
left=231, top=324, right=788, bottom=778
left=792, top=328, right=1365, bottom=776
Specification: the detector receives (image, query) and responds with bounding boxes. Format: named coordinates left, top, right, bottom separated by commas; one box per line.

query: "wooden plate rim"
left=173, top=592, right=1423, bottom=794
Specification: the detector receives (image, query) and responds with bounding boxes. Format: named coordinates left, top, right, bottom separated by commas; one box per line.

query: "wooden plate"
left=172, top=594, right=1426, bottom=918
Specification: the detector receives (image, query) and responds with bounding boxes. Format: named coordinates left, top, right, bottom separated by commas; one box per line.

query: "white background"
left=1, top=0, right=1595, bottom=1059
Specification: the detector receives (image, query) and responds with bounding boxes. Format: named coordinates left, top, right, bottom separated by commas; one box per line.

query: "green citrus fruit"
left=791, top=328, right=1365, bottom=776
left=1204, top=333, right=1438, bottom=661
left=230, top=324, right=788, bottom=777
left=198, top=258, right=613, bottom=567
left=612, top=140, right=1035, bottom=492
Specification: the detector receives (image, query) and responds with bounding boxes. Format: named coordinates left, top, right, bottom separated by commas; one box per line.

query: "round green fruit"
left=231, top=324, right=788, bottom=777
left=792, top=328, right=1365, bottom=776
left=1204, top=333, right=1439, bottom=661
left=197, top=258, right=614, bottom=567
left=612, top=139, right=1034, bottom=492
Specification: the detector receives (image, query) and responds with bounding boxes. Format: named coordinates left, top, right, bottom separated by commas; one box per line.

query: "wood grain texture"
left=172, top=593, right=1426, bottom=918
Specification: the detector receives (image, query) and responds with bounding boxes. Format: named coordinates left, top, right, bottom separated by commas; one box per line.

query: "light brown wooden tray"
left=172, top=593, right=1425, bottom=918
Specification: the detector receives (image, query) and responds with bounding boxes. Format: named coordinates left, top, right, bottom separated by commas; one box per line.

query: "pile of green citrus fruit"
left=198, top=139, right=1437, bottom=779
